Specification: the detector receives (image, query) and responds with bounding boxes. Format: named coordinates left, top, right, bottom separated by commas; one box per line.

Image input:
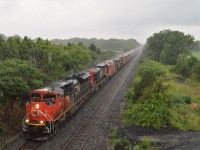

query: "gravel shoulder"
left=117, top=124, right=200, bottom=150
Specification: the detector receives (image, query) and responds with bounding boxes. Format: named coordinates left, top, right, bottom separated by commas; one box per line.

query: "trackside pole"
left=129, top=143, right=133, bottom=150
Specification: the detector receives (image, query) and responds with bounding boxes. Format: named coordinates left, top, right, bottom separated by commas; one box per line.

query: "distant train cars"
left=22, top=50, right=135, bottom=140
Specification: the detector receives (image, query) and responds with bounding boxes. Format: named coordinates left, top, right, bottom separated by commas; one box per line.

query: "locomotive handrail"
left=37, top=110, right=54, bottom=133
left=22, top=115, right=27, bottom=131
left=22, top=115, right=27, bottom=124
left=38, top=110, right=53, bottom=122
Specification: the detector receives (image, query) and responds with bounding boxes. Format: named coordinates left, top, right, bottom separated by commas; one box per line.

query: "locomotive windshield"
left=43, top=94, right=56, bottom=100
left=43, top=94, right=56, bottom=105
left=31, top=93, right=41, bottom=102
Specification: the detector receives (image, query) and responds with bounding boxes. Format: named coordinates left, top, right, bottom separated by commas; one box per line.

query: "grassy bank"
left=123, top=59, right=200, bottom=130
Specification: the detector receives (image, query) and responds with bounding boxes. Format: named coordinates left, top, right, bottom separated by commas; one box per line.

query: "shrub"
left=141, top=137, right=152, bottom=149
left=123, top=97, right=170, bottom=129
left=192, top=61, right=200, bottom=81
left=109, top=128, right=129, bottom=150
left=128, top=60, right=165, bottom=101
left=172, top=95, right=192, bottom=104
left=123, top=79, right=170, bottom=129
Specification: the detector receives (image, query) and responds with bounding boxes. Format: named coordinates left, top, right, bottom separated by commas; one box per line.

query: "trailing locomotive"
left=22, top=50, right=135, bottom=140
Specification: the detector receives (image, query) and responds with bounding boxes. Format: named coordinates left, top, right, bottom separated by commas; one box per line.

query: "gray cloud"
left=0, top=0, right=200, bottom=43
left=0, top=0, right=19, bottom=15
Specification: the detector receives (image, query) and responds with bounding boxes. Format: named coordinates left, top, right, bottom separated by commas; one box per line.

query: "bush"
left=128, top=60, right=165, bottom=101
left=123, top=97, right=170, bottom=129
left=192, top=61, right=200, bottom=81
left=141, top=137, right=152, bottom=149
left=109, top=128, right=129, bottom=150
left=169, top=109, right=188, bottom=130
left=123, top=79, right=170, bottom=129
left=172, top=95, right=192, bottom=104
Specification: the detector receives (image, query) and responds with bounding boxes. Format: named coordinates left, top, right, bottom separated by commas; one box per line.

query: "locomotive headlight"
left=40, top=120, right=44, bottom=124
left=36, top=104, right=39, bottom=109
left=25, top=119, right=29, bottom=123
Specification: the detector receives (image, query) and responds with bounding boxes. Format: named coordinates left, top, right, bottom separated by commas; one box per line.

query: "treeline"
left=51, top=37, right=140, bottom=51
left=145, top=29, right=200, bottom=80
left=123, top=29, right=200, bottom=130
left=0, top=34, right=118, bottom=132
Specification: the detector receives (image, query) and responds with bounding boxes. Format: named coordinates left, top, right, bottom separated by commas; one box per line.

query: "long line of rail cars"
left=22, top=50, right=135, bottom=140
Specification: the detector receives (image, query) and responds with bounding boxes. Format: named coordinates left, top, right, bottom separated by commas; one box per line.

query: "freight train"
left=22, top=50, right=135, bottom=140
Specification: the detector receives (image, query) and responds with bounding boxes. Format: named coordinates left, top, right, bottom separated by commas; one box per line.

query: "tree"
left=174, top=54, right=190, bottom=77
left=0, top=59, right=48, bottom=122
left=89, top=43, right=97, bottom=52
left=172, top=54, right=198, bottom=78
left=20, top=36, right=35, bottom=60
left=0, top=35, right=8, bottom=60
left=67, top=45, right=92, bottom=72
left=192, top=61, right=200, bottom=81
left=145, top=29, right=195, bottom=64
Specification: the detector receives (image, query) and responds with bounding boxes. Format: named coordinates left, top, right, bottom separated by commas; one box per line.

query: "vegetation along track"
left=62, top=48, right=143, bottom=150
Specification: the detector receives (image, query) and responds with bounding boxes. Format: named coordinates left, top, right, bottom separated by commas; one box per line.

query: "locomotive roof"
left=34, top=79, right=77, bottom=94
left=34, top=86, right=64, bottom=95
left=105, top=60, right=114, bottom=62
left=54, top=78, right=78, bottom=86
left=112, top=57, right=120, bottom=61
left=119, top=55, right=125, bottom=57
left=72, top=71, right=90, bottom=80
left=89, top=67, right=101, bottom=72
left=95, top=63, right=106, bottom=67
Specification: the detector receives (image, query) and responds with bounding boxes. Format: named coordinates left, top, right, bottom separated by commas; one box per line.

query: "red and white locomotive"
left=22, top=50, right=135, bottom=139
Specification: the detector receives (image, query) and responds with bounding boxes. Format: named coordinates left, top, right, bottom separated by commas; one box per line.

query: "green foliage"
left=123, top=79, right=170, bottom=129
left=110, top=128, right=129, bottom=150
left=169, top=106, right=200, bottom=130
left=140, top=137, right=152, bottom=149
left=124, top=58, right=200, bottom=131
left=89, top=43, right=96, bottom=51
left=173, top=54, right=190, bottom=77
left=171, top=54, right=198, bottom=78
left=160, top=49, right=167, bottom=64
left=51, top=38, right=140, bottom=51
left=188, top=55, right=198, bottom=68
left=67, top=44, right=92, bottom=72
left=0, top=59, right=48, bottom=128
left=171, top=95, right=192, bottom=105
left=192, top=41, right=200, bottom=52
left=145, top=29, right=195, bottom=65
left=192, top=61, right=200, bottom=81
left=0, top=59, right=47, bottom=103
left=126, top=59, right=165, bottom=101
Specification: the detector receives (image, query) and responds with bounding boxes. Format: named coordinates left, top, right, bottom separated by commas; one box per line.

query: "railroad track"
left=62, top=54, right=136, bottom=150
left=17, top=140, right=43, bottom=150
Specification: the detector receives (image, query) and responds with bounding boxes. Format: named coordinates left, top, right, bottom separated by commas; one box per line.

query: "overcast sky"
left=0, top=0, right=200, bottom=43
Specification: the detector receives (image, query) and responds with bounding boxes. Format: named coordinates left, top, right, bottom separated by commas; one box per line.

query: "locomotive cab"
left=22, top=87, right=67, bottom=137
